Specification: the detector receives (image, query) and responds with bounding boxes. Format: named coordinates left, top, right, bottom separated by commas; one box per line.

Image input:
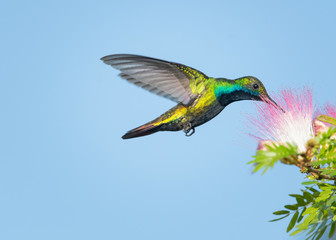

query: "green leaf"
left=290, top=228, right=303, bottom=236
left=296, top=197, right=306, bottom=206
left=287, top=211, right=299, bottom=232
left=308, top=187, right=320, bottom=195
left=303, top=207, right=318, bottom=216
left=319, top=184, right=334, bottom=191
left=301, top=209, right=318, bottom=227
left=269, top=214, right=289, bottom=222
left=273, top=210, right=290, bottom=215
left=303, top=191, right=314, bottom=202
left=289, top=194, right=306, bottom=206
left=289, top=194, right=304, bottom=198
left=285, top=204, right=298, bottom=211
left=317, top=115, right=336, bottom=126
left=316, top=194, right=331, bottom=202
left=248, top=143, right=298, bottom=174
left=329, top=221, right=336, bottom=239
left=302, top=181, right=318, bottom=185
left=326, top=196, right=336, bottom=207
left=315, top=225, right=327, bottom=240
left=297, top=207, right=306, bottom=223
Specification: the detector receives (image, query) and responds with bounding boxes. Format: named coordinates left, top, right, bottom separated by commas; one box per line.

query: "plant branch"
left=304, top=166, right=336, bottom=181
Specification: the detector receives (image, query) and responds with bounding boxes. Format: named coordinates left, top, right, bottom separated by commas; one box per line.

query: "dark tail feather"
left=122, top=123, right=161, bottom=139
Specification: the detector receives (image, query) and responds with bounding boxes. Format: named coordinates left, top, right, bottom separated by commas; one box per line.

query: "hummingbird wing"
left=100, top=54, right=209, bottom=106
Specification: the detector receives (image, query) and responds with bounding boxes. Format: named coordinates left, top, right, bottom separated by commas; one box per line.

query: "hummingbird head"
left=216, top=76, right=284, bottom=112
left=236, top=76, right=284, bottom=112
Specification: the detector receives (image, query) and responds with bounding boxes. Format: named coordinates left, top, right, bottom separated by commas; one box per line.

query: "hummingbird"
left=101, top=54, right=282, bottom=139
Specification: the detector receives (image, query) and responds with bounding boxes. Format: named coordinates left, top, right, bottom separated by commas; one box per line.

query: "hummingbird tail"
left=122, top=123, right=161, bottom=139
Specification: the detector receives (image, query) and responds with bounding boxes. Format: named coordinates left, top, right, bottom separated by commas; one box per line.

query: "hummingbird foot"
left=185, top=127, right=195, bottom=136
left=183, top=123, right=195, bottom=137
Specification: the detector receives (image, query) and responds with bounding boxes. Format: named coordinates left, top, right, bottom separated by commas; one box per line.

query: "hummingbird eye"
left=253, top=83, right=259, bottom=89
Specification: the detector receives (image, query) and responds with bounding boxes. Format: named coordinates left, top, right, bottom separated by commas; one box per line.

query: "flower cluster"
left=246, top=87, right=336, bottom=240
left=247, top=87, right=335, bottom=153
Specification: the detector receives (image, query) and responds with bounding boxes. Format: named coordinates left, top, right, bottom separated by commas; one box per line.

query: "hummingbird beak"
left=262, top=95, right=285, bottom=113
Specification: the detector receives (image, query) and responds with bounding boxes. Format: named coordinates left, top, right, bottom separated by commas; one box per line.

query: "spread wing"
left=100, top=54, right=209, bottom=106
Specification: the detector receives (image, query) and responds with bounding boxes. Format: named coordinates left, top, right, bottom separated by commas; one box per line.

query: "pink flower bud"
left=257, top=140, right=274, bottom=151
left=312, top=119, right=329, bottom=136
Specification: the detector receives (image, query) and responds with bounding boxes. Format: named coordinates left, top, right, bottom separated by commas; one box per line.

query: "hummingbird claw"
left=183, top=122, right=195, bottom=137
left=185, top=127, right=195, bottom=137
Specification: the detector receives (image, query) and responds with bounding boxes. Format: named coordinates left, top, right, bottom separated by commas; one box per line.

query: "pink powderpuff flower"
left=318, top=103, right=336, bottom=119
left=247, top=87, right=315, bottom=153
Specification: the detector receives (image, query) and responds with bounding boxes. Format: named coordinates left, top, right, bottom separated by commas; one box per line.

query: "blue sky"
left=1, top=1, right=336, bottom=239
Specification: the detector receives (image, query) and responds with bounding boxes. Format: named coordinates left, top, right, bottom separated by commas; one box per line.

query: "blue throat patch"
left=214, top=84, right=256, bottom=99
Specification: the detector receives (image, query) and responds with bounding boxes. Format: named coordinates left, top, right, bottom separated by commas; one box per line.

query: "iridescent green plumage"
left=101, top=54, right=280, bottom=139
